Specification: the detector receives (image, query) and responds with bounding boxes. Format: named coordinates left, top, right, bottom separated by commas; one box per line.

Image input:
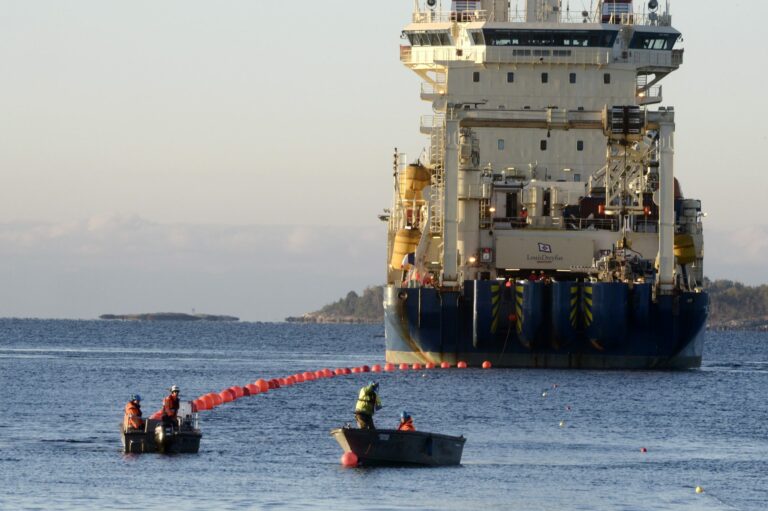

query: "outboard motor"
left=154, top=423, right=176, bottom=453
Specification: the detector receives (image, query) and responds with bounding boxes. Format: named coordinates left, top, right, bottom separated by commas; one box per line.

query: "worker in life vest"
left=123, top=394, right=144, bottom=432
left=162, top=385, right=181, bottom=428
left=354, top=381, right=382, bottom=430
left=397, top=411, right=416, bottom=432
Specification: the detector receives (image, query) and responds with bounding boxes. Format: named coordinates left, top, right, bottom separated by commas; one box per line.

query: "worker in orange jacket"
left=397, top=411, right=416, bottom=432
left=123, top=395, right=144, bottom=431
left=162, top=385, right=181, bottom=428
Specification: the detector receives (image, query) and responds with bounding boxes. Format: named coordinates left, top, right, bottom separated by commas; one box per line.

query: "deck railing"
left=410, top=9, right=672, bottom=26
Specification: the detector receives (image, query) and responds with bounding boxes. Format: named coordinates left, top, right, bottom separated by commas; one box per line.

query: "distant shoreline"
left=99, top=313, right=239, bottom=322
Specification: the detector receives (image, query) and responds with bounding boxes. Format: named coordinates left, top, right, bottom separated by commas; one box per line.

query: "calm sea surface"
left=0, top=320, right=766, bottom=510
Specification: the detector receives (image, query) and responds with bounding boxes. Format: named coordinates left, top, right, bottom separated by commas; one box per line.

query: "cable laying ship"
left=383, top=0, right=708, bottom=369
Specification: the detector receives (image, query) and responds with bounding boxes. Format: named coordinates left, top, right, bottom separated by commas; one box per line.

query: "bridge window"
left=507, top=72, right=515, bottom=83
left=541, top=72, right=549, bottom=83
left=405, top=31, right=454, bottom=47
left=577, top=140, right=584, bottom=151
left=482, top=29, right=618, bottom=48
left=604, top=73, right=611, bottom=84
left=629, top=32, right=679, bottom=50
left=540, top=140, right=548, bottom=151
left=473, top=71, right=480, bottom=83
left=498, top=139, right=505, bottom=150
left=569, top=73, right=577, bottom=84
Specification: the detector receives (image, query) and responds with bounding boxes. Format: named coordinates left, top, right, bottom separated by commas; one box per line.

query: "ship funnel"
left=480, top=0, right=509, bottom=21
left=526, top=0, right=561, bottom=23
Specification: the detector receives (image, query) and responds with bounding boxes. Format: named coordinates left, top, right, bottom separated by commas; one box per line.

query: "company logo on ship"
left=527, top=242, right=563, bottom=264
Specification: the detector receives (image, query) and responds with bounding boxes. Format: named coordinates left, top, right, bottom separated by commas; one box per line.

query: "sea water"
left=0, top=320, right=766, bottom=510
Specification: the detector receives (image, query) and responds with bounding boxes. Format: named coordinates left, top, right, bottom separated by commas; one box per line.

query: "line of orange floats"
left=149, top=360, right=494, bottom=419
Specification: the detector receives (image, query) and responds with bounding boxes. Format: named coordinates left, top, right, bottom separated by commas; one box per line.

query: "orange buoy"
left=457, top=361, right=468, bottom=369
left=256, top=379, right=269, bottom=393
left=640, top=447, right=648, bottom=453
left=231, top=386, right=244, bottom=399
left=361, top=365, right=371, bottom=373
left=399, top=363, right=409, bottom=371
left=191, top=400, right=203, bottom=412
left=425, top=362, right=436, bottom=369
left=219, top=390, right=234, bottom=403
left=351, top=367, right=360, bottom=374
left=245, top=384, right=258, bottom=395
left=211, top=393, right=224, bottom=406
left=295, top=373, right=305, bottom=383
left=372, top=364, right=382, bottom=372
left=440, top=362, right=451, bottom=369
left=334, top=368, right=344, bottom=376
left=340, top=451, right=358, bottom=467
left=312, top=370, right=322, bottom=379
left=303, top=371, right=315, bottom=381
left=384, top=363, right=395, bottom=372
left=323, top=368, right=334, bottom=378
left=482, top=361, right=492, bottom=369
left=343, top=368, right=352, bottom=375
left=412, top=363, right=422, bottom=370
left=201, top=394, right=215, bottom=409
left=242, top=386, right=251, bottom=397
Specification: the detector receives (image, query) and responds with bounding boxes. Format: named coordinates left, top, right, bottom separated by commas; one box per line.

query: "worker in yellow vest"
left=354, top=381, right=382, bottom=430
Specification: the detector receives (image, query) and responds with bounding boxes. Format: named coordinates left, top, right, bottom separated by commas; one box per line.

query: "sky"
left=0, top=0, right=765, bottom=320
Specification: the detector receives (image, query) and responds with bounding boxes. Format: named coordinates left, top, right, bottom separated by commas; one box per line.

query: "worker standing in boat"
left=162, top=385, right=181, bottom=429
left=123, top=395, right=144, bottom=431
left=354, top=381, right=381, bottom=430
left=397, top=411, right=416, bottom=432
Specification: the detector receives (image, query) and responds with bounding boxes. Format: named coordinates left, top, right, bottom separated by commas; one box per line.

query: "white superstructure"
left=386, top=0, right=704, bottom=296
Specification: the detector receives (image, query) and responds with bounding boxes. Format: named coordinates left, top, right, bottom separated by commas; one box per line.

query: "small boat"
left=122, top=402, right=202, bottom=454
left=330, top=426, right=466, bottom=466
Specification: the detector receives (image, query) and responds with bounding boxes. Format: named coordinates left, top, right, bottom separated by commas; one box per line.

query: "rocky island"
left=100, top=313, right=239, bottom=322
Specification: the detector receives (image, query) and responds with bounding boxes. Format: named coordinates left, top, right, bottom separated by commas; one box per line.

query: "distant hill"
left=285, top=287, right=384, bottom=324
left=287, top=280, right=768, bottom=330
left=100, top=313, right=239, bottom=322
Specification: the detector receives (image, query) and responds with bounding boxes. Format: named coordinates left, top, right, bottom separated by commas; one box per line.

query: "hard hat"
left=131, top=394, right=141, bottom=402
left=170, top=385, right=180, bottom=393
left=400, top=411, right=411, bottom=421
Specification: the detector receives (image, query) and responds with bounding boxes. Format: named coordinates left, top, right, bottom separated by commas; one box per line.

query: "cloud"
left=0, top=216, right=382, bottom=321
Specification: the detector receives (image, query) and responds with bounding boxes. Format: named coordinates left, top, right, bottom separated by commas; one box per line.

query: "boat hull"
left=331, top=427, right=466, bottom=466
left=384, top=282, right=708, bottom=370
left=121, top=419, right=202, bottom=454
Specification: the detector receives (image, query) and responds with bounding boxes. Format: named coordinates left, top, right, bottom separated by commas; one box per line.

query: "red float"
left=384, top=363, right=395, bottom=372
left=231, top=386, right=244, bottom=399
left=340, top=451, right=358, bottom=467
left=640, top=447, right=648, bottom=453
left=323, top=368, right=334, bottom=378
left=482, top=361, right=492, bottom=369
left=372, top=364, right=382, bottom=372
left=412, top=363, right=422, bottom=370
left=399, top=363, right=409, bottom=371
left=351, top=367, right=360, bottom=374
left=343, top=368, right=352, bottom=375
left=314, top=370, right=324, bottom=379
left=334, top=368, right=345, bottom=376
left=245, top=383, right=259, bottom=395
left=303, top=371, right=315, bottom=381
left=425, top=362, right=436, bottom=369
left=256, top=379, right=270, bottom=393
left=361, top=365, right=371, bottom=373
left=211, top=393, right=224, bottom=406
left=440, top=362, right=451, bottom=369
left=219, top=390, right=234, bottom=403
left=457, top=361, right=468, bottom=369
left=294, top=373, right=305, bottom=383
left=201, top=394, right=215, bottom=409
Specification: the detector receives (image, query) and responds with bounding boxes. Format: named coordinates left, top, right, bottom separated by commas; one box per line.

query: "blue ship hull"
left=384, top=282, right=708, bottom=369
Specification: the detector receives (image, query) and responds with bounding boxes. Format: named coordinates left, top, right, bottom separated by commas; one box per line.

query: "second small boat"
left=331, top=426, right=466, bottom=466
